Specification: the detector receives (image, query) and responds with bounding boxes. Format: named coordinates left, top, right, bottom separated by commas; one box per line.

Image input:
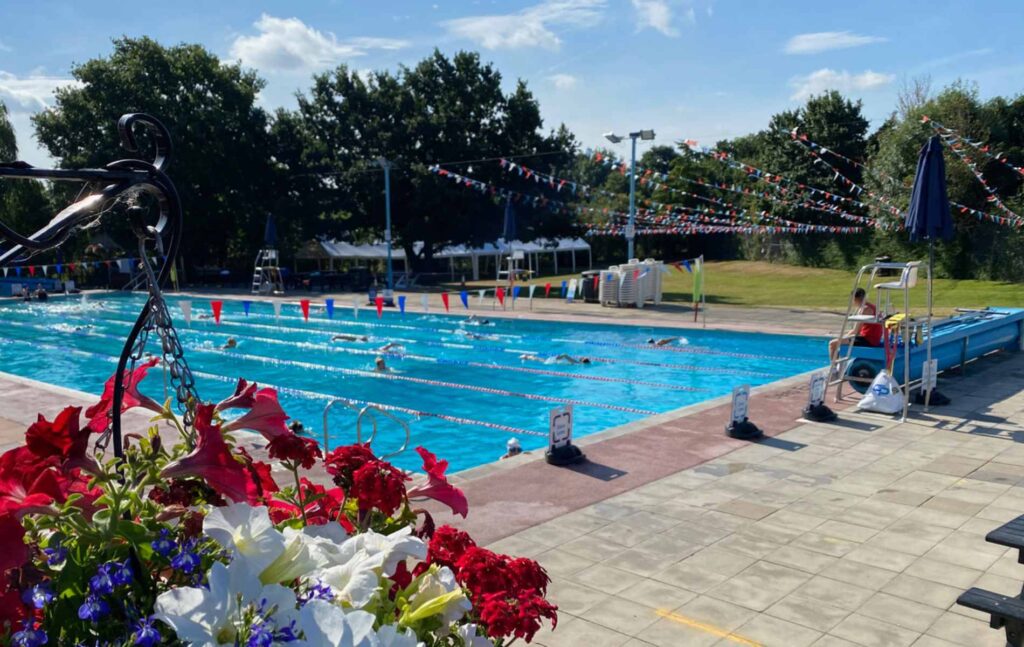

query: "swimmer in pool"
left=459, top=330, right=499, bottom=341
left=333, top=333, right=369, bottom=342
left=374, top=356, right=389, bottom=372
left=520, top=353, right=591, bottom=365
left=222, top=338, right=238, bottom=350
left=377, top=342, right=404, bottom=352
left=647, top=337, right=678, bottom=346
left=500, top=438, right=523, bottom=460
left=466, top=314, right=492, bottom=326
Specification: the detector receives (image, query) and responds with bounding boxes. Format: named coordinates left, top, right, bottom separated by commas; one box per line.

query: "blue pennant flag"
left=512, top=285, right=521, bottom=300
left=398, top=295, right=406, bottom=314
left=325, top=298, right=335, bottom=319
left=682, top=260, right=692, bottom=273
left=560, top=280, right=568, bottom=297
left=242, top=300, right=251, bottom=317
left=15, top=267, right=21, bottom=277
left=460, top=291, right=469, bottom=308
left=55, top=263, right=62, bottom=274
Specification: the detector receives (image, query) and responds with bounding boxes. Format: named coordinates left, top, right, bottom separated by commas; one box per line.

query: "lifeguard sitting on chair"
left=829, top=288, right=884, bottom=362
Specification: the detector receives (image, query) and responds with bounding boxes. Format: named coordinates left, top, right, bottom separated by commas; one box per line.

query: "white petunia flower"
left=298, top=602, right=421, bottom=647
left=330, top=526, right=427, bottom=576
left=402, top=566, right=471, bottom=628
left=456, top=623, right=495, bottom=647
left=203, top=503, right=287, bottom=575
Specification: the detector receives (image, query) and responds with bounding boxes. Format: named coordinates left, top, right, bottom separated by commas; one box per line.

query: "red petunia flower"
left=478, top=590, right=558, bottom=642
left=0, top=447, right=64, bottom=518
left=323, top=443, right=376, bottom=490
left=407, top=447, right=468, bottom=518
left=267, top=433, right=322, bottom=470
left=25, top=406, right=98, bottom=473
left=221, top=388, right=290, bottom=441
left=268, top=478, right=350, bottom=530
left=0, top=512, right=29, bottom=575
left=236, top=446, right=280, bottom=504
left=85, top=357, right=163, bottom=433
left=349, top=459, right=409, bottom=516
left=507, top=557, right=550, bottom=595
left=215, top=378, right=259, bottom=411
left=160, top=404, right=250, bottom=503
left=427, top=525, right=476, bottom=569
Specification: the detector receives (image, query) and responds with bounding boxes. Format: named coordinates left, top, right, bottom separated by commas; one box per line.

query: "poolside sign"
left=802, top=371, right=837, bottom=422
left=921, top=358, right=938, bottom=391
left=546, top=405, right=585, bottom=466
left=725, top=384, right=763, bottom=440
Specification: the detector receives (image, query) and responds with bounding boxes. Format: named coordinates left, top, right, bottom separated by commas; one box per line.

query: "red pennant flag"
left=441, top=292, right=450, bottom=312
left=633, top=269, right=640, bottom=280
left=28, top=266, right=35, bottom=277
left=68, top=263, right=76, bottom=272
left=375, top=295, right=384, bottom=318
left=496, top=287, right=505, bottom=306
left=300, top=299, right=310, bottom=321
left=592, top=275, right=599, bottom=290
left=544, top=283, right=551, bottom=298
left=104, top=260, right=111, bottom=268
left=211, top=300, right=223, bottom=324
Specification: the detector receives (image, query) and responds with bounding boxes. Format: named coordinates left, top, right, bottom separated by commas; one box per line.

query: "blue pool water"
left=0, top=294, right=825, bottom=473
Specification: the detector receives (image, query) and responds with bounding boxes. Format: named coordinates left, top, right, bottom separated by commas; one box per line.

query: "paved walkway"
left=505, top=351, right=1024, bottom=647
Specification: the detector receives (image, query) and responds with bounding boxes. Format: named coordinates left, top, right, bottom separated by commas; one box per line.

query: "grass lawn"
left=455, top=261, right=1024, bottom=312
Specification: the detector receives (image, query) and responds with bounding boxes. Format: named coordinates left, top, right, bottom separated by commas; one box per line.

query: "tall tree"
left=0, top=102, right=51, bottom=244
left=282, top=50, right=577, bottom=271
left=32, top=37, right=278, bottom=268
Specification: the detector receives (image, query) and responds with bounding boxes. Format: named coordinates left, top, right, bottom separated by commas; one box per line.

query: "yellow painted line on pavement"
left=655, top=609, right=763, bottom=646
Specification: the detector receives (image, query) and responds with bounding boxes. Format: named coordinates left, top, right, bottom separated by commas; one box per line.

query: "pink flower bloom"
left=160, top=404, right=250, bottom=503
left=215, top=378, right=258, bottom=411
left=407, top=447, right=468, bottom=518
left=85, top=357, right=163, bottom=433
left=0, top=447, right=64, bottom=518
left=221, top=388, right=289, bottom=441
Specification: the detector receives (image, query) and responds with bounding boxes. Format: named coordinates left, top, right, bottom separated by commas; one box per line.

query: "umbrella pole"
left=924, top=242, right=934, bottom=410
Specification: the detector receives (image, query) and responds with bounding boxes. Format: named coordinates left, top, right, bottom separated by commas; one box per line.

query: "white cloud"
left=547, top=73, right=579, bottom=89
left=441, top=0, right=605, bottom=51
left=784, top=31, right=886, bottom=55
left=229, top=14, right=409, bottom=72
left=0, top=71, right=81, bottom=111
left=631, top=0, right=679, bottom=37
left=0, top=39, right=11, bottom=53
left=789, top=68, right=894, bottom=101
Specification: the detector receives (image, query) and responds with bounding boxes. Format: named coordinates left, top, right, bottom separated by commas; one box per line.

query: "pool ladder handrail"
left=322, top=399, right=410, bottom=460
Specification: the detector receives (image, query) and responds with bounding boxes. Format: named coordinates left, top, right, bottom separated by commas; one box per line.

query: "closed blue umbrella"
left=264, top=214, right=278, bottom=247
left=904, top=135, right=953, bottom=406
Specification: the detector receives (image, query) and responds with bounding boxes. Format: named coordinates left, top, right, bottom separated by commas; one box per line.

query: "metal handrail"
left=322, top=399, right=367, bottom=454
left=358, top=405, right=410, bottom=461
left=321, top=399, right=410, bottom=460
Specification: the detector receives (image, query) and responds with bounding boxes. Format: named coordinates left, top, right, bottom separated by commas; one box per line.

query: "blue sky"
left=2, top=0, right=1022, bottom=167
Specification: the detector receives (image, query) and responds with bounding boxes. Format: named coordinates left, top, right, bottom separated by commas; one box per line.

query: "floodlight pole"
left=378, top=158, right=394, bottom=297
left=627, top=134, right=638, bottom=261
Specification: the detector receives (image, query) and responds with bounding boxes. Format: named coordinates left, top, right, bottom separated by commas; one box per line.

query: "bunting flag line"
left=180, top=301, right=192, bottom=327
left=325, top=298, right=335, bottom=319
left=923, top=115, right=1024, bottom=179
left=242, top=300, right=251, bottom=317
left=398, top=295, right=406, bottom=315
left=300, top=299, right=311, bottom=322
left=210, top=300, right=223, bottom=325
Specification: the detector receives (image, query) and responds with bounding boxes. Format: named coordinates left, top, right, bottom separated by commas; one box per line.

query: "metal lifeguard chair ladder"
left=251, top=248, right=284, bottom=295
left=829, top=260, right=929, bottom=421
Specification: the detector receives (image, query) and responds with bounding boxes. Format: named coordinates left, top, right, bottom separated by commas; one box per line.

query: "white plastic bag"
left=857, top=369, right=904, bottom=414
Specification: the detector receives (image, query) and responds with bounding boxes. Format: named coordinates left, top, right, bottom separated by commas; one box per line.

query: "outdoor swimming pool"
left=0, top=294, right=825, bottom=472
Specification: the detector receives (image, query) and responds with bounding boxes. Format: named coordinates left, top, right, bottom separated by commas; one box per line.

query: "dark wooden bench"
left=956, top=514, right=1024, bottom=646
left=957, top=588, right=1024, bottom=646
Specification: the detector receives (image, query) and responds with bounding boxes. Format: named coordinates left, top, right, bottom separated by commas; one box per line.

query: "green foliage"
left=0, top=102, right=52, bottom=240
left=31, top=37, right=279, bottom=267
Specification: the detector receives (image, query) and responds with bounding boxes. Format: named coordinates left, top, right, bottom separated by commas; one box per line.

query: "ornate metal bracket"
left=0, top=113, right=195, bottom=458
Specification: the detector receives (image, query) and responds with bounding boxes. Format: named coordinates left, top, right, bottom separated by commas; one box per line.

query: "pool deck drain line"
left=0, top=338, right=546, bottom=438
left=28, top=316, right=707, bottom=392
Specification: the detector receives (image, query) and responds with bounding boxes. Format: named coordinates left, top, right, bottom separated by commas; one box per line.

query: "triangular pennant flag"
left=560, top=281, right=567, bottom=297
left=210, top=300, right=223, bottom=325
left=42, top=265, right=48, bottom=275
left=496, top=287, right=505, bottom=307
left=242, top=300, right=251, bottom=317
left=272, top=301, right=282, bottom=320
left=682, top=260, right=692, bottom=273
left=325, top=298, right=335, bottom=319
left=180, top=301, right=192, bottom=326
left=512, top=285, right=521, bottom=301
left=300, top=299, right=310, bottom=321
left=544, top=283, right=552, bottom=298
left=1, top=268, right=6, bottom=277
left=352, top=297, right=360, bottom=318
left=460, top=291, right=469, bottom=309
left=529, top=284, right=536, bottom=300
left=55, top=263, right=62, bottom=275
left=441, top=292, right=450, bottom=312
left=566, top=279, right=577, bottom=303
left=375, top=295, right=384, bottom=319
left=477, top=289, right=486, bottom=306
left=68, top=263, right=76, bottom=273
left=593, top=274, right=599, bottom=291
left=15, top=267, right=21, bottom=277
left=421, top=294, right=429, bottom=312
left=28, top=266, right=35, bottom=277
left=398, top=295, right=406, bottom=315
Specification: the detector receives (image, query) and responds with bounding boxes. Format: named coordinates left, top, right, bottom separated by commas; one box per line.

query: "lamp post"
left=604, top=129, right=655, bottom=261
left=377, top=157, right=394, bottom=302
